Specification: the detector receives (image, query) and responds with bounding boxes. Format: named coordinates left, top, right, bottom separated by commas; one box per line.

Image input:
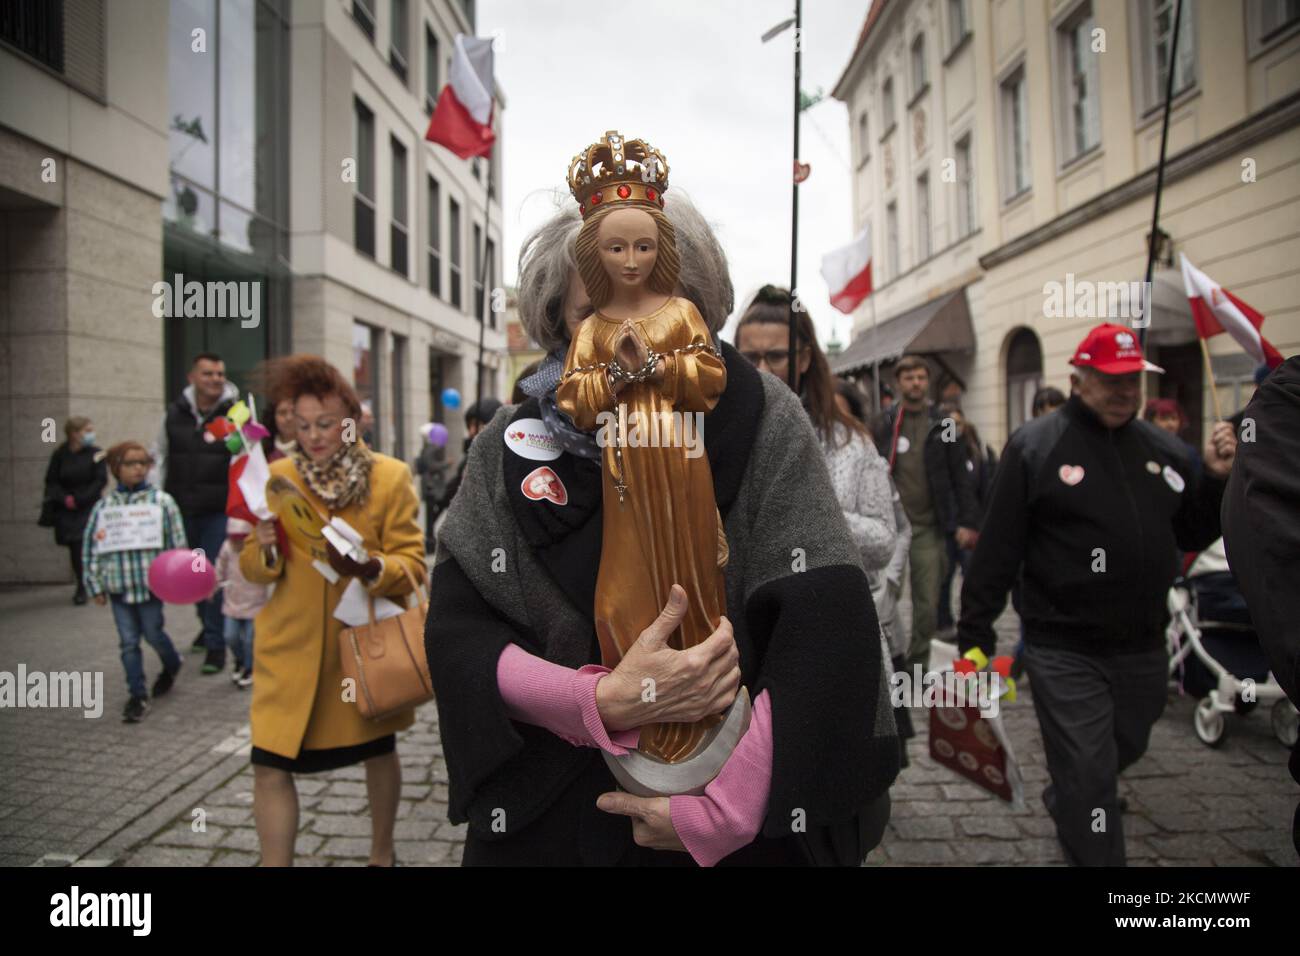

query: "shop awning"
left=830, top=286, right=975, bottom=375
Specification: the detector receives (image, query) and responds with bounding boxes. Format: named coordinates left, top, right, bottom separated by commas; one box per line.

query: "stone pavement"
left=1, top=582, right=1295, bottom=867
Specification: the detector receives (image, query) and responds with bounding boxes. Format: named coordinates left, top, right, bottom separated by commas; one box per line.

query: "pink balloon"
left=148, top=548, right=218, bottom=604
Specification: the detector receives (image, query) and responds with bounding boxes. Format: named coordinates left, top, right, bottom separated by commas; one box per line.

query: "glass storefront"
left=163, top=0, right=290, bottom=401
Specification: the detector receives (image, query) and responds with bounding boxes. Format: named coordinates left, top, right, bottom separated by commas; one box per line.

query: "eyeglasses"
left=120, top=459, right=151, bottom=467
left=741, top=347, right=808, bottom=368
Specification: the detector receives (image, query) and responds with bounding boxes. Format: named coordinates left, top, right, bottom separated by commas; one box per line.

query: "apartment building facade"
left=832, top=0, right=1300, bottom=448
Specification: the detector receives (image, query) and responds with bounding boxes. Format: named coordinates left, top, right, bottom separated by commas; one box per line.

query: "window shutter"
left=63, top=0, right=105, bottom=101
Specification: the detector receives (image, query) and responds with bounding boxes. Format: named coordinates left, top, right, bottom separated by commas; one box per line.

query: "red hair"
left=1143, top=398, right=1186, bottom=430
left=257, top=355, right=362, bottom=421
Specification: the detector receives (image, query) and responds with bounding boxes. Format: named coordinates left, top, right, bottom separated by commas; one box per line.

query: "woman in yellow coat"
left=240, top=356, right=425, bottom=866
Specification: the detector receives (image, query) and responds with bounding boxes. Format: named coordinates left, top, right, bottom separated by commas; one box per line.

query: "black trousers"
left=68, top=542, right=85, bottom=592
left=1023, top=642, right=1167, bottom=866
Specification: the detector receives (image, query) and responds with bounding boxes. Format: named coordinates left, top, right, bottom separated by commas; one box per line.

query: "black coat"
left=43, top=443, right=107, bottom=545
left=873, top=403, right=981, bottom=532
left=164, top=393, right=236, bottom=515
left=959, top=395, right=1224, bottom=658
left=1223, top=356, right=1300, bottom=709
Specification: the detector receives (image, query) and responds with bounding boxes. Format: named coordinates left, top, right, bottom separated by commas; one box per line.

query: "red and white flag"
left=820, top=224, right=873, bottom=315
left=425, top=35, right=495, bottom=160
left=1180, top=253, right=1283, bottom=369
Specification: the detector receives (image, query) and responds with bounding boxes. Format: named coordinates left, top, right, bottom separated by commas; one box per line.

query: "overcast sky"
left=479, top=0, right=869, bottom=347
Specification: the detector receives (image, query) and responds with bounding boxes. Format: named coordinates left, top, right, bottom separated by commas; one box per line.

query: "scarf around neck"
left=291, top=441, right=374, bottom=510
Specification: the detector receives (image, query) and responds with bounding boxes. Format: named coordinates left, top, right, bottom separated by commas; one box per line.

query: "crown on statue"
left=567, top=130, right=670, bottom=219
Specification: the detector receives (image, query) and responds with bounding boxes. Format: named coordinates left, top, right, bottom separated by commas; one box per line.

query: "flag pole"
left=870, top=292, right=880, bottom=416
left=474, top=150, right=493, bottom=407
left=1140, top=0, right=1183, bottom=354
left=1199, top=336, right=1223, bottom=421
left=788, top=0, right=802, bottom=390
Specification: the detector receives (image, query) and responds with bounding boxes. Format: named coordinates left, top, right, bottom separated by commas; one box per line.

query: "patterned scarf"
left=519, top=349, right=602, bottom=461
left=291, top=441, right=374, bottom=510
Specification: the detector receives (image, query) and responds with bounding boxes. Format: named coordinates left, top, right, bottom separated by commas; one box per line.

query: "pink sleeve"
left=669, top=689, right=773, bottom=868
left=495, top=644, right=640, bottom=754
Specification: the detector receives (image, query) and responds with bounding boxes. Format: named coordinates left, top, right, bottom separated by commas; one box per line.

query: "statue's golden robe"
left=557, top=296, right=728, bottom=763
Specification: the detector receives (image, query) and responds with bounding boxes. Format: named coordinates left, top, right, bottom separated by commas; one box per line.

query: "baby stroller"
left=1166, top=539, right=1299, bottom=748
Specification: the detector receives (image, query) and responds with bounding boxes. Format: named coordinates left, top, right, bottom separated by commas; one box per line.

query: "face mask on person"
left=81, top=431, right=97, bottom=446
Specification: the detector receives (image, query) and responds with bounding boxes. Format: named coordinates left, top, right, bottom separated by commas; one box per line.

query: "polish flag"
left=425, top=35, right=496, bottom=160
left=821, top=224, right=873, bottom=314
left=1180, top=254, right=1284, bottom=369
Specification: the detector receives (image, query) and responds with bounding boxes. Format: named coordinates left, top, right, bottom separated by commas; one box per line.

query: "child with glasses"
left=82, top=441, right=189, bottom=722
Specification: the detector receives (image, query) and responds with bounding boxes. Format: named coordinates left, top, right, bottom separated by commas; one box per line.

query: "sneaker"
left=230, top=665, right=243, bottom=686
left=152, top=662, right=180, bottom=698
left=236, top=667, right=253, bottom=689
left=73, top=588, right=87, bottom=606
left=191, top=632, right=207, bottom=653
left=122, top=696, right=150, bottom=723
left=200, top=649, right=226, bottom=675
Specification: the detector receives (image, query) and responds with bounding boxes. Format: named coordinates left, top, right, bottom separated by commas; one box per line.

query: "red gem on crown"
left=646, top=187, right=657, bottom=201
left=617, top=184, right=631, bottom=199
left=578, top=203, right=585, bottom=214
left=591, top=192, right=602, bottom=205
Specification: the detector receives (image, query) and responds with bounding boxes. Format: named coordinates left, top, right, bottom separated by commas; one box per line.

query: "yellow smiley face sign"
left=265, top=476, right=329, bottom=562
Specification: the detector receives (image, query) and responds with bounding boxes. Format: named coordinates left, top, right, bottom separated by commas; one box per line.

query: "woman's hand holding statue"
left=595, top=584, right=740, bottom=733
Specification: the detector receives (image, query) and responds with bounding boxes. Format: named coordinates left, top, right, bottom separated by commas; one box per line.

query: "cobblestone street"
left=1, top=583, right=1295, bottom=867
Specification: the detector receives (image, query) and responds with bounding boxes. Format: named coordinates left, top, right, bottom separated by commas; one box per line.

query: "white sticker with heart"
left=1058, top=464, right=1085, bottom=486
left=1162, top=465, right=1185, bottom=494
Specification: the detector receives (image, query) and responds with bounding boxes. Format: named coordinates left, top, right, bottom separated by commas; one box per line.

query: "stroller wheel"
left=1271, top=702, right=1299, bottom=749
left=1194, top=697, right=1227, bottom=747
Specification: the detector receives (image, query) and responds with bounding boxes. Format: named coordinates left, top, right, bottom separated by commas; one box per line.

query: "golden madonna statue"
left=556, top=131, right=730, bottom=766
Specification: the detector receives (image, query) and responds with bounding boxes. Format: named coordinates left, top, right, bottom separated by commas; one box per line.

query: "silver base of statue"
left=602, top=687, right=752, bottom=797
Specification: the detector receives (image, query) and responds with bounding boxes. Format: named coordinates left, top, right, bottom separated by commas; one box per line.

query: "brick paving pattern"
left=1, top=582, right=1294, bottom=867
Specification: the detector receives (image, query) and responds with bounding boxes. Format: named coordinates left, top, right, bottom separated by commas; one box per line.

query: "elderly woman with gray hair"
left=425, top=192, right=898, bottom=866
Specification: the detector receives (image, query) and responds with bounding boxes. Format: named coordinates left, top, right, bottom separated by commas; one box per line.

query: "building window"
left=857, top=111, right=870, bottom=160
left=352, top=0, right=375, bottom=41
left=882, top=77, right=896, bottom=132
left=428, top=349, right=446, bottom=423
left=486, top=238, right=497, bottom=329
left=353, top=97, right=376, bottom=257
left=1006, top=328, right=1043, bottom=434
left=1058, top=4, right=1101, bottom=161
left=391, top=334, right=407, bottom=460
left=390, top=136, right=408, bottom=277
left=424, top=26, right=439, bottom=114
left=1001, top=66, right=1030, bottom=198
left=1259, top=0, right=1300, bottom=39
left=389, top=0, right=407, bottom=84
left=955, top=133, right=975, bottom=238
left=910, top=34, right=927, bottom=98
left=473, top=223, right=484, bottom=319
left=886, top=201, right=899, bottom=280
left=915, top=173, right=931, bottom=261
left=353, top=322, right=382, bottom=449
left=1139, top=0, right=1196, bottom=114
left=948, top=0, right=969, bottom=50
left=449, top=198, right=463, bottom=310
left=1, top=0, right=63, bottom=71
left=427, top=175, right=441, bottom=297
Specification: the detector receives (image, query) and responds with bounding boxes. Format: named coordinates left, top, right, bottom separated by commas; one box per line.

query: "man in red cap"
left=957, top=322, right=1236, bottom=866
